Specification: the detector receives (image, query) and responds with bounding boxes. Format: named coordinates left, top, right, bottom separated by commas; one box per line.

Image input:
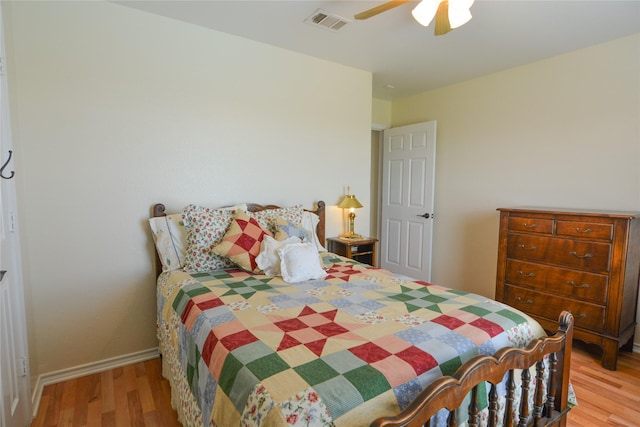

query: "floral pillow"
left=250, top=205, right=304, bottom=235
left=212, top=210, right=273, bottom=273
left=274, top=216, right=310, bottom=242
left=150, top=203, right=248, bottom=273
left=182, top=204, right=239, bottom=272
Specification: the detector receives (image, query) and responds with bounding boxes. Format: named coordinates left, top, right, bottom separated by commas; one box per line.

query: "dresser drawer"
left=508, top=217, right=553, bottom=234
left=556, top=220, right=613, bottom=241
left=507, top=234, right=611, bottom=272
left=503, top=284, right=605, bottom=333
left=505, top=259, right=608, bottom=304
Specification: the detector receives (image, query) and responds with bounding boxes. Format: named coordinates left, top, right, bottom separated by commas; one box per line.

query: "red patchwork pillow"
left=213, top=210, right=273, bottom=273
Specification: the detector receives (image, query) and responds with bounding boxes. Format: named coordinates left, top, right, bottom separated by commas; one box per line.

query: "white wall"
left=390, top=34, right=640, bottom=344
left=4, top=1, right=372, bottom=379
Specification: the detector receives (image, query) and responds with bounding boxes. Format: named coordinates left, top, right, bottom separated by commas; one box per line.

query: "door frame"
left=0, top=2, right=31, bottom=424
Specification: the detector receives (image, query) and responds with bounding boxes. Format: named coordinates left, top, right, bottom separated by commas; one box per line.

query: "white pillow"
left=256, top=236, right=300, bottom=276
left=148, top=213, right=187, bottom=272
left=278, top=242, right=328, bottom=283
left=301, top=211, right=326, bottom=252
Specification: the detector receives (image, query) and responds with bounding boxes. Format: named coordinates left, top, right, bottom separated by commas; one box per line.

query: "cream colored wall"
left=372, top=98, right=391, bottom=130
left=390, top=34, right=640, bottom=344
left=5, top=1, right=372, bottom=379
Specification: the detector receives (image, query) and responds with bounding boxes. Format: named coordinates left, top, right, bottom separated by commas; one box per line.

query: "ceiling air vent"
left=305, top=9, right=350, bottom=31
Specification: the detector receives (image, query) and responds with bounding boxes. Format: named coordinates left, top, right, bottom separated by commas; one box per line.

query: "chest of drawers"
left=495, top=207, right=640, bottom=370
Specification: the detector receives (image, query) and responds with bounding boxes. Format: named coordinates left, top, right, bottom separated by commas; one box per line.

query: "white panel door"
left=0, top=3, right=30, bottom=425
left=380, top=121, right=436, bottom=281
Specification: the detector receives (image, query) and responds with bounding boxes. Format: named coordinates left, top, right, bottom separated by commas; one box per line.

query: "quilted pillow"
left=256, top=235, right=300, bottom=277
left=182, top=205, right=238, bottom=272
left=274, top=216, right=310, bottom=242
left=278, top=242, right=328, bottom=283
left=148, top=213, right=187, bottom=272
left=250, top=205, right=304, bottom=235
left=213, top=210, right=273, bottom=273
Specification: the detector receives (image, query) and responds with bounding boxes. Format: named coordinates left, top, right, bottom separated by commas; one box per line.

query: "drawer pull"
left=515, top=296, right=534, bottom=304
left=570, top=251, right=592, bottom=259
left=517, top=270, right=536, bottom=278
left=517, top=244, right=538, bottom=251
left=567, top=310, right=587, bottom=319
left=567, top=280, right=590, bottom=289
left=574, top=227, right=592, bottom=233
left=522, top=223, right=537, bottom=229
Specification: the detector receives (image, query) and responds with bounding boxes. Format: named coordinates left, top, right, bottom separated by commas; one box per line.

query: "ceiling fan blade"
left=354, top=0, right=412, bottom=20
left=434, top=0, right=452, bottom=35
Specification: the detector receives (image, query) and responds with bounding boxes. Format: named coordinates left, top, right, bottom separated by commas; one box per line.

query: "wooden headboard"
left=151, top=201, right=326, bottom=277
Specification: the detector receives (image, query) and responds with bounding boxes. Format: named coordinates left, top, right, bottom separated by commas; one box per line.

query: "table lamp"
left=338, top=188, right=363, bottom=239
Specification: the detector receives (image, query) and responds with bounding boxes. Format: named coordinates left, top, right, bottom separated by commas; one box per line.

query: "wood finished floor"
left=33, top=341, right=640, bottom=426
left=568, top=341, right=640, bottom=426
left=32, top=358, right=180, bottom=427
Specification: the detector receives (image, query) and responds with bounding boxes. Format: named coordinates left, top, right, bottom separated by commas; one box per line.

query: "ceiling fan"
left=354, top=0, right=475, bottom=36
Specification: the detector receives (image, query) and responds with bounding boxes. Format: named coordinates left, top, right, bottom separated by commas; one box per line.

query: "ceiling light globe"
left=448, top=6, right=472, bottom=28
left=411, top=0, right=441, bottom=27
left=448, top=0, right=474, bottom=28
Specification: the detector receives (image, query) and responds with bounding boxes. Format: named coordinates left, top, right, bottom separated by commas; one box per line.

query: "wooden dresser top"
left=497, top=207, right=640, bottom=219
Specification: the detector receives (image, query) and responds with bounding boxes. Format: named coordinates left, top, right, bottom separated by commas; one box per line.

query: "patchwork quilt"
left=157, top=254, right=547, bottom=427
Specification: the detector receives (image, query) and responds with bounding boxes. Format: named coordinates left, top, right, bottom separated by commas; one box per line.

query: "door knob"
left=417, top=213, right=430, bottom=219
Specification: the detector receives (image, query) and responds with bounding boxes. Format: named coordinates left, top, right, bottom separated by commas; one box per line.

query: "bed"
left=149, top=201, right=574, bottom=427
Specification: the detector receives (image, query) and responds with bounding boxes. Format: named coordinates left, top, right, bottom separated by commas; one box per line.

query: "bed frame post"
left=316, top=200, right=326, bottom=248
left=554, top=311, right=573, bottom=427
left=151, top=203, right=167, bottom=278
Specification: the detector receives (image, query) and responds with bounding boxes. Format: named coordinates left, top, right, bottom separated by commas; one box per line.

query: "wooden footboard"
left=371, top=311, right=574, bottom=427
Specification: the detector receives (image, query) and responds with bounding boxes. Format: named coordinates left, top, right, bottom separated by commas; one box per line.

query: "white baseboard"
left=31, top=347, right=159, bottom=419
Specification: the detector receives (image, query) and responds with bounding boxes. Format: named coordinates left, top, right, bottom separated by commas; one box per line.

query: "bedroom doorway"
left=0, top=3, right=31, bottom=425
left=380, top=121, right=436, bottom=281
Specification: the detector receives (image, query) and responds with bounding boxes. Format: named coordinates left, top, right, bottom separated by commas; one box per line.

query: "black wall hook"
left=0, top=150, right=14, bottom=180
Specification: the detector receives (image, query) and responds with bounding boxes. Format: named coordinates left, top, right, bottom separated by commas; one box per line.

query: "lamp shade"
left=338, top=194, right=363, bottom=210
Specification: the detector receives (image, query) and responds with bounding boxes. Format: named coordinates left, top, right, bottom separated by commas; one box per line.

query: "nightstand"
left=326, top=237, right=378, bottom=267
